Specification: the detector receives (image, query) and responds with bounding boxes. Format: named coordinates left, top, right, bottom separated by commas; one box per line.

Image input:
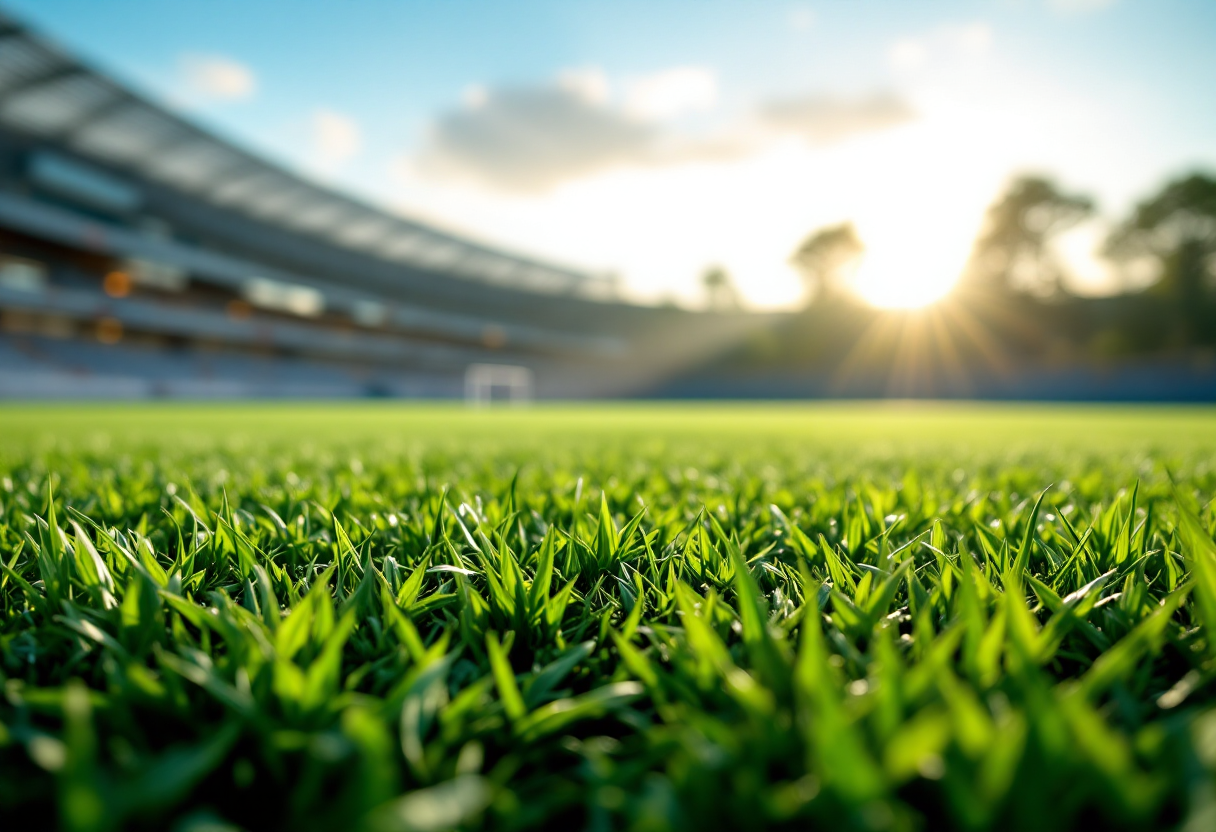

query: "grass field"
left=2, top=403, right=1216, bottom=831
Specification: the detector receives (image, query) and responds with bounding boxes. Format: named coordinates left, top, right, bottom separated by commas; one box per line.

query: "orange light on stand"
left=96, top=317, right=123, bottom=344
left=103, top=270, right=131, bottom=298
left=481, top=325, right=507, bottom=349
left=226, top=299, right=253, bottom=319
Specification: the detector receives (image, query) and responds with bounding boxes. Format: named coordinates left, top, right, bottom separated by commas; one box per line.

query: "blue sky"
left=8, top=0, right=1216, bottom=307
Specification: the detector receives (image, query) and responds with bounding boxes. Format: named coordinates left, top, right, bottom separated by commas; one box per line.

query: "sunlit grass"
left=2, top=403, right=1215, bottom=831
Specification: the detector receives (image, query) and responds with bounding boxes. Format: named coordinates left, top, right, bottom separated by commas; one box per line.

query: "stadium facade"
left=0, top=10, right=759, bottom=399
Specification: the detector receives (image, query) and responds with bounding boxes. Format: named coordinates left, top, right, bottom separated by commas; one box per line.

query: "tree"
left=964, top=176, right=1093, bottom=298
left=1105, top=172, right=1216, bottom=345
left=701, top=265, right=740, bottom=310
left=789, top=222, right=864, bottom=303
left=1105, top=173, right=1216, bottom=302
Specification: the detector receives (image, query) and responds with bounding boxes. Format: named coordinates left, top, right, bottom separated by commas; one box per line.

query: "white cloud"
left=310, top=109, right=361, bottom=171
left=416, top=81, right=653, bottom=192
left=1047, top=0, right=1116, bottom=15
left=759, top=92, right=917, bottom=145
left=889, top=22, right=992, bottom=72
left=558, top=67, right=611, bottom=105
left=462, top=84, right=488, bottom=109
left=951, top=22, right=993, bottom=55
left=889, top=39, right=929, bottom=71
left=179, top=54, right=256, bottom=101
left=788, top=5, right=815, bottom=32
left=414, top=66, right=717, bottom=191
left=413, top=65, right=915, bottom=193
left=624, top=67, right=717, bottom=120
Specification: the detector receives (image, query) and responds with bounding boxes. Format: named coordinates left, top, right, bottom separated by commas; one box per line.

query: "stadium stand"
left=0, top=9, right=761, bottom=399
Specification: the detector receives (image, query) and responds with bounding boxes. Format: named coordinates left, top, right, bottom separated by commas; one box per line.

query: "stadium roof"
left=0, top=10, right=602, bottom=296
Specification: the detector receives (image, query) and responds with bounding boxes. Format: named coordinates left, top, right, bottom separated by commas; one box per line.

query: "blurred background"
left=0, top=0, right=1213, bottom=400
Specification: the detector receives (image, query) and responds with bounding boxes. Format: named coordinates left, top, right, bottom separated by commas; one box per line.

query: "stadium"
left=4, top=5, right=1216, bottom=832
left=0, top=11, right=760, bottom=400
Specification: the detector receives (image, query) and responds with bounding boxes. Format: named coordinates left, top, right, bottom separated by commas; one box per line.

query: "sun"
left=848, top=207, right=978, bottom=310
left=852, top=258, right=961, bottom=309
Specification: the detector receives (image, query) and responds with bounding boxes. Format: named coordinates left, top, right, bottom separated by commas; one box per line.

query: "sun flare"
left=848, top=179, right=987, bottom=310
left=852, top=258, right=961, bottom=309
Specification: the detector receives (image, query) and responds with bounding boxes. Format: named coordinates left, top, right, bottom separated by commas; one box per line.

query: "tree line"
left=793, top=172, right=1214, bottom=308
left=706, top=171, right=1216, bottom=370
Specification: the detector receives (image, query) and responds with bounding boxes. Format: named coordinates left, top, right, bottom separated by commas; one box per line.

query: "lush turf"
left=3, top=403, right=1216, bottom=832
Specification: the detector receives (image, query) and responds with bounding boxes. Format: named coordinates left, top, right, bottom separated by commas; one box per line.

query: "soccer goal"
left=464, top=363, right=534, bottom=406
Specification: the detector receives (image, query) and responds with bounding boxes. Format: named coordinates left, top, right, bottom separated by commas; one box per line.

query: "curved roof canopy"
left=0, top=11, right=601, bottom=296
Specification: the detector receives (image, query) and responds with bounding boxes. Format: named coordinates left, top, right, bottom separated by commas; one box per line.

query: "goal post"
left=464, top=363, right=534, bottom=406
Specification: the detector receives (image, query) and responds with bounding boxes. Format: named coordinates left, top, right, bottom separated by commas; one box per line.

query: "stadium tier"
left=0, top=10, right=761, bottom=399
